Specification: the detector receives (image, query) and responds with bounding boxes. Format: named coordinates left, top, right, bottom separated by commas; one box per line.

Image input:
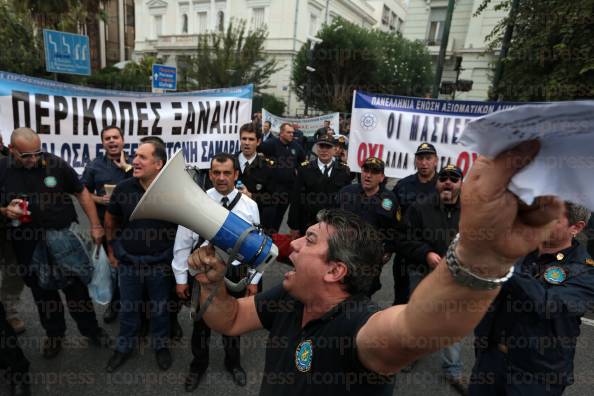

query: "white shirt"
left=317, top=158, right=335, bottom=177
left=171, top=188, right=261, bottom=285
left=238, top=152, right=256, bottom=173
left=262, top=131, right=272, bottom=142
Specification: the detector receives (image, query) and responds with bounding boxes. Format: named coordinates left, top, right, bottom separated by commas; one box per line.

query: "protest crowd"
left=1, top=105, right=594, bottom=396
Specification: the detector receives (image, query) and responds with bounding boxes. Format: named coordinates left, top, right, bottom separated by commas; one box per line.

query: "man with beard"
left=391, top=143, right=439, bottom=305
left=81, top=126, right=132, bottom=323
left=398, top=164, right=466, bottom=393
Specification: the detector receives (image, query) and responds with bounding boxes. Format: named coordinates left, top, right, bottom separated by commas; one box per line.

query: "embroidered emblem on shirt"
left=295, top=339, right=313, bottom=372
left=544, top=266, right=567, bottom=285
left=44, top=176, right=57, bottom=188
left=381, top=198, right=393, bottom=211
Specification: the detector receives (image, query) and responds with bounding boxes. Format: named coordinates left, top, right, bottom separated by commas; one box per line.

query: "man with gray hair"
left=470, top=201, right=594, bottom=396
left=186, top=141, right=568, bottom=395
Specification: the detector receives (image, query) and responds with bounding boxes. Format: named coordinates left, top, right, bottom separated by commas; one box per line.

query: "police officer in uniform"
left=338, top=157, right=399, bottom=296
left=391, top=143, right=439, bottom=305
left=470, top=202, right=594, bottom=396
left=234, top=123, right=276, bottom=234
left=288, top=134, right=352, bottom=237
left=260, top=122, right=306, bottom=232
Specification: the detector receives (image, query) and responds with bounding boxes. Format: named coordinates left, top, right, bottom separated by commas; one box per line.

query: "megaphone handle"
left=190, top=281, right=221, bottom=322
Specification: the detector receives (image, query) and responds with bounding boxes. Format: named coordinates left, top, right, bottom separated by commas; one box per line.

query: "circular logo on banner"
left=360, top=113, right=377, bottom=131
left=544, top=266, right=567, bottom=285
left=256, top=184, right=263, bottom=191
left=295, top=339, right=313, bottom=372
left=44, top=176, right=57, bottom=188
left=381, top=198, right=393, bottom=211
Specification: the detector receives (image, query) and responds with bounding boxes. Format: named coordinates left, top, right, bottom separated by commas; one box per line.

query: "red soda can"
left=18, top=194, right=32, bottom=224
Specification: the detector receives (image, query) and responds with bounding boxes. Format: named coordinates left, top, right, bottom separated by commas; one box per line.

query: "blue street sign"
left=43, top=29, right=91, bottom=76
left=152, top=64, right=177, bottom=90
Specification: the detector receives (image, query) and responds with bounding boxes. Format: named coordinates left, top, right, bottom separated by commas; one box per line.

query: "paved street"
left=3, top=199, right=594, bottom=396
left=4, top=255, right=594, bottom=395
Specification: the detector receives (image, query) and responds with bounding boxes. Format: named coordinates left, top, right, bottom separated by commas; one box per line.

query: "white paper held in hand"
left=460, top=101, right=594, bottom=211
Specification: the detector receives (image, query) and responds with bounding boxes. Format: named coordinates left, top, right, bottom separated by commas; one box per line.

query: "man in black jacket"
left=235, top=123, right=276, bottom=233
left=288, top=134, right=352, bottom=237
left=260, top=123, right=306, bottom=232
left=391, top=143, right=439, bottom=305
left=398, top=164, right=466, bottom=393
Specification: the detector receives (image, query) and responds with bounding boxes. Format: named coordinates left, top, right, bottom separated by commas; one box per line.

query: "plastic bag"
left=88, top=245, right=113, bottom=305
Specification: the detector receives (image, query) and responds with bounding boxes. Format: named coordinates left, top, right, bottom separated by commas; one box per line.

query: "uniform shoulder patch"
left=586, top=258, right=594, bottom=266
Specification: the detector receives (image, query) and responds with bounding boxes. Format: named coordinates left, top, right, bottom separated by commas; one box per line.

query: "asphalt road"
left=3, top=199, right=594, bottom=395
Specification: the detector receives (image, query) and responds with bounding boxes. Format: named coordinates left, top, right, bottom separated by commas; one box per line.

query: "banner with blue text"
left=348, top=90, right=527, bottom=178
left=0, top=72, right=253, bottom=172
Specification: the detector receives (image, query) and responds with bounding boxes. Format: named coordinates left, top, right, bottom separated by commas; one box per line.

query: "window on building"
left=125, top=4, right=134, bottom=27
left=217, top=11, right=225, bottom=32
left=390, top=12, right=397, bottom=30
left=181, top=14, right=189, bottom=33
left=427, top=7, right=447, bottom=45
left=197, top=11, right=208, bottom=33
left=309, top=13, right=318, bottom=36
left=382, top=5, right=390, bottom=25
left=397, top=17, right=404, bottom=32
left=252, top=7, right=265, bottom=29
left=154, top=15, right=162, bottom=38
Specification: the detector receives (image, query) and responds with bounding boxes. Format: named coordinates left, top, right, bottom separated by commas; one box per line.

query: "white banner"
left=262, top=108, right=340, bottom=137
left=348, top=90, right=528, bottom=178
left=0, top=72, right=253, bottom=172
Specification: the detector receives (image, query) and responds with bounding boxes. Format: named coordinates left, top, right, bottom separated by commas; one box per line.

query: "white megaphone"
left=130, top=150, right=278, bottom=277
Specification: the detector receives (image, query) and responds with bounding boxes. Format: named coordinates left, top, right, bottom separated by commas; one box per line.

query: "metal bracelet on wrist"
left=446, top=233, right=514, bottom=290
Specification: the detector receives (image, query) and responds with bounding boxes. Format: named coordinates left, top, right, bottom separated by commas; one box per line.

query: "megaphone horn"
left=131, top=150, right=278, bottom=271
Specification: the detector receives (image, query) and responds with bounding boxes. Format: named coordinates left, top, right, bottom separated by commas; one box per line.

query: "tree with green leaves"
left=179, top=19, right=280, bottom=93
left=477, top=0, right=594, bottom=101
left=291, top=18, right=432, bottom=113
left=0, top=2, right=42, bottom=75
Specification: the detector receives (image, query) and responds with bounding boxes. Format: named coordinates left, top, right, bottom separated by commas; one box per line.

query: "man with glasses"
left=398, top=164, right=466, bottom=394
left=338, top=157, right=399, bottom=297
left=288, top=134, right=353, bottom=239
left=0, top=127, right=110, bottom=359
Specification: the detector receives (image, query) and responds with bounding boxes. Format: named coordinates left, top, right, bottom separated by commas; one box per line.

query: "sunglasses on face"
left=438, top=175, right=460, bottom=183
left=15, top=150, right=43, bottom=159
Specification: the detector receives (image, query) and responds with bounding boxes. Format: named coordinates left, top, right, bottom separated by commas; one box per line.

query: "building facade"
left=402, top=0, right=506, bottom=100
left=134, top=0, right=407, bottom=114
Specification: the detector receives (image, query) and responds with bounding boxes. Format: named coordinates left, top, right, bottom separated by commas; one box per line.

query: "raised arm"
left=356, top=141, right=564, bottom=374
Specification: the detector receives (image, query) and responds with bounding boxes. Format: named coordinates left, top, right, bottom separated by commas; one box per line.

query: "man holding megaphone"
left=171, top=153, right=261, bottom=391
left=186, top=141, right=565, bottom=395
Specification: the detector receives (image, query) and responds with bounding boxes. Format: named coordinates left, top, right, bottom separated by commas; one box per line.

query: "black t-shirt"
left=255, top=285, right=394, bottom=396
left=107, top=177, right=177, bottom=255
left=0, top=153, right=82, bottom=230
